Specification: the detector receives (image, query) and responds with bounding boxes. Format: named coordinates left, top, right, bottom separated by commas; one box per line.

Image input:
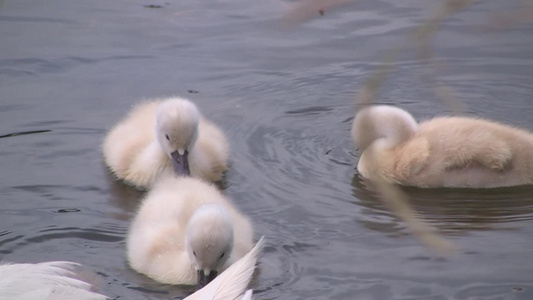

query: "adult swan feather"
left=0, top=261, right=106, bottom=300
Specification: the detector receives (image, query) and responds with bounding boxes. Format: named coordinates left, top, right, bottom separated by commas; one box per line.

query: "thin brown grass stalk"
left=284, top=0, right=459, bottom=255
left=411, top=0, right=473, bottom=114
left=369, top=179, right=457, bottom=255
left=482, top=0, right=533, bottom=30
left=355, top=47, right=401, bottom=107
left=359, top=134, right=457, bottom=255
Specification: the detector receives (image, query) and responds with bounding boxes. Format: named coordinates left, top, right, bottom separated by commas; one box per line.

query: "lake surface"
left=1, top=0, right=533, bottom=299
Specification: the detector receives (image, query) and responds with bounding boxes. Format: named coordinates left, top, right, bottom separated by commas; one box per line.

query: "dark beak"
left=171, top=150, right=190, bottom=176
left=196, top=269, right=218, bottom=290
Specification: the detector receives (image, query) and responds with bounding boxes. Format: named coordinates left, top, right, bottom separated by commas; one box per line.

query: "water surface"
left=1, top=0, right=533, bottom=299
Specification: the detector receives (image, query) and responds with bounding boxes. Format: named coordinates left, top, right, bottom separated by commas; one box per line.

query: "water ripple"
left=351, top=175, right=533, bottom=235
left=0, top=15, right=75, bottom=24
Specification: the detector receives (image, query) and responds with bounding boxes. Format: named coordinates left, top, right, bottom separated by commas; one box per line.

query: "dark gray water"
left=1, top=0, right=533, bottom=299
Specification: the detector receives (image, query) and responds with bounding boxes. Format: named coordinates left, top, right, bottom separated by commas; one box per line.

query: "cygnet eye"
left=219, top=252, right=225, bottom=259
left=165, top=134, right=170, bottom=141
left=193, top=251, right=196, bottom=257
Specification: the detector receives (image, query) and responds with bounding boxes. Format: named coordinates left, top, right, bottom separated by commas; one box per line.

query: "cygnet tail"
left=185, top=236, right=265, bottom=300
left=0, top=261, right=107, bottom=300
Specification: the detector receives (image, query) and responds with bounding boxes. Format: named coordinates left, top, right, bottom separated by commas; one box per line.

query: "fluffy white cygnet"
left=103, top=97, right=229, bottom=189
left=126, top=176, right=254, bottom=287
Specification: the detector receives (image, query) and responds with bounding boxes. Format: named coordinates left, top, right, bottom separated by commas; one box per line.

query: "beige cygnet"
left=351, top=105, right=533, bottom=188
left=102, top=97, right=229, bottom=189
left=126, top=176, right=254, bottom=288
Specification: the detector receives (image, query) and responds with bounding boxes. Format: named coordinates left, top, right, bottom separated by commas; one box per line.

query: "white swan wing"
left=0, top=261, right=107, bottom=300
left=185, top=236, right=264, bottom=300
left=240, top=289, right=253, bottom=300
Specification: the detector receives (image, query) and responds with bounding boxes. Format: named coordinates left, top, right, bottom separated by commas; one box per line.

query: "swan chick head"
left=155, top=98, right=200, bottom=176
left=186, top=203, right=234, bottom=290
left=352, top=105, right=418, bottom=151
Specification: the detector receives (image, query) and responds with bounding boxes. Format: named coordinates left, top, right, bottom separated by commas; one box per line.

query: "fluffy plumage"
left=126, top=176, right=254, bottom=286
left=102, top=97, right=229, bottom=189
left=351, top=105, right=533, bottom=188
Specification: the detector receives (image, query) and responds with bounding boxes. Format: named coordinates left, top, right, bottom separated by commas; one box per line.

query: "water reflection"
left=104, top=164, right=145, bottom=220
left=351, top=174, right=533, bottom=235
left=104, top=162, right=231, bottom=220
